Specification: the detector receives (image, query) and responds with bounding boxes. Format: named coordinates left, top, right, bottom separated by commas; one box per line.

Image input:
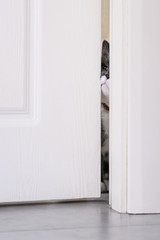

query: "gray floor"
left=0, top=195, right=160, bottom=240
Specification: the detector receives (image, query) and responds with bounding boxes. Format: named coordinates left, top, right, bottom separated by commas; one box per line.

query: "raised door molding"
left=0, top=0, right=38, bottom=120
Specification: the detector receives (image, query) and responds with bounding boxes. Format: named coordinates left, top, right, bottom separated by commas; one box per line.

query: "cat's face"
left=101, top=40, right=110, bottom=106
left=101, top=40, right=109, bottom=79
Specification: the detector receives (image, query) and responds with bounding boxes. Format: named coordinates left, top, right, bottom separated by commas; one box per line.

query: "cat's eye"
left=103, top=65, right=109, bottom=71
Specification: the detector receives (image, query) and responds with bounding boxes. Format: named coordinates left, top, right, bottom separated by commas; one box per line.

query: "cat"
left=101, top=40, right=110, bottom=193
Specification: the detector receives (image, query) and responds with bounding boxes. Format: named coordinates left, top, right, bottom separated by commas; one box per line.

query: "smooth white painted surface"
left=110, top=0, right=160, bottom=214
left=128, top=0, right=160, bottom=213
left=0, top=0, right=101, bottom=203
left=110, top=0, right=128, bottom=213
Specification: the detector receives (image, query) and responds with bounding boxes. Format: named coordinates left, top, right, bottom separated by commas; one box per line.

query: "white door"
left=0, top=0, right=101, bottom=203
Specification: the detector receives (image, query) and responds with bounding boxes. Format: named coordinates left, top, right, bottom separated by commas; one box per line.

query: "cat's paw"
left=101, top=182, right=107, bottom=193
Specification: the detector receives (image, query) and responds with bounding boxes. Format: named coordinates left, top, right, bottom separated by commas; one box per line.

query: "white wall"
left=128, top=0, right=160, bottom=213
left=101, top=0, right=109, bottom=41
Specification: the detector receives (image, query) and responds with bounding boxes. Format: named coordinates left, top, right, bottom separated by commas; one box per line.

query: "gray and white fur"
left=101, top=40, right=110, bottom=193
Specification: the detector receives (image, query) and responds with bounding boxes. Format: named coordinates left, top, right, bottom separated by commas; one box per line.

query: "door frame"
left=109, top=0, right=128, bottom=213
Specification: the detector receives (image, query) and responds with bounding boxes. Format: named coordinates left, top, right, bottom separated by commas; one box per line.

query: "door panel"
left=0, top=0, right=28, bottom=111
left=0, top=0, right=101, bottom=203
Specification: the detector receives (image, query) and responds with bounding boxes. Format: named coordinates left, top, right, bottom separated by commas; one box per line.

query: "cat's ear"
left=102, top=40, right=109, bottom=57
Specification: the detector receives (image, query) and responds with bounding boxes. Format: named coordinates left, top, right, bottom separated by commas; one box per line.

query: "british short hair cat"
left=101, top=40, right=110, bottom=193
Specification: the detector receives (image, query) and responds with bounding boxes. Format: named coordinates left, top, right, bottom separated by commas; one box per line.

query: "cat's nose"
left=106, top=72, right=109, bottom=79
